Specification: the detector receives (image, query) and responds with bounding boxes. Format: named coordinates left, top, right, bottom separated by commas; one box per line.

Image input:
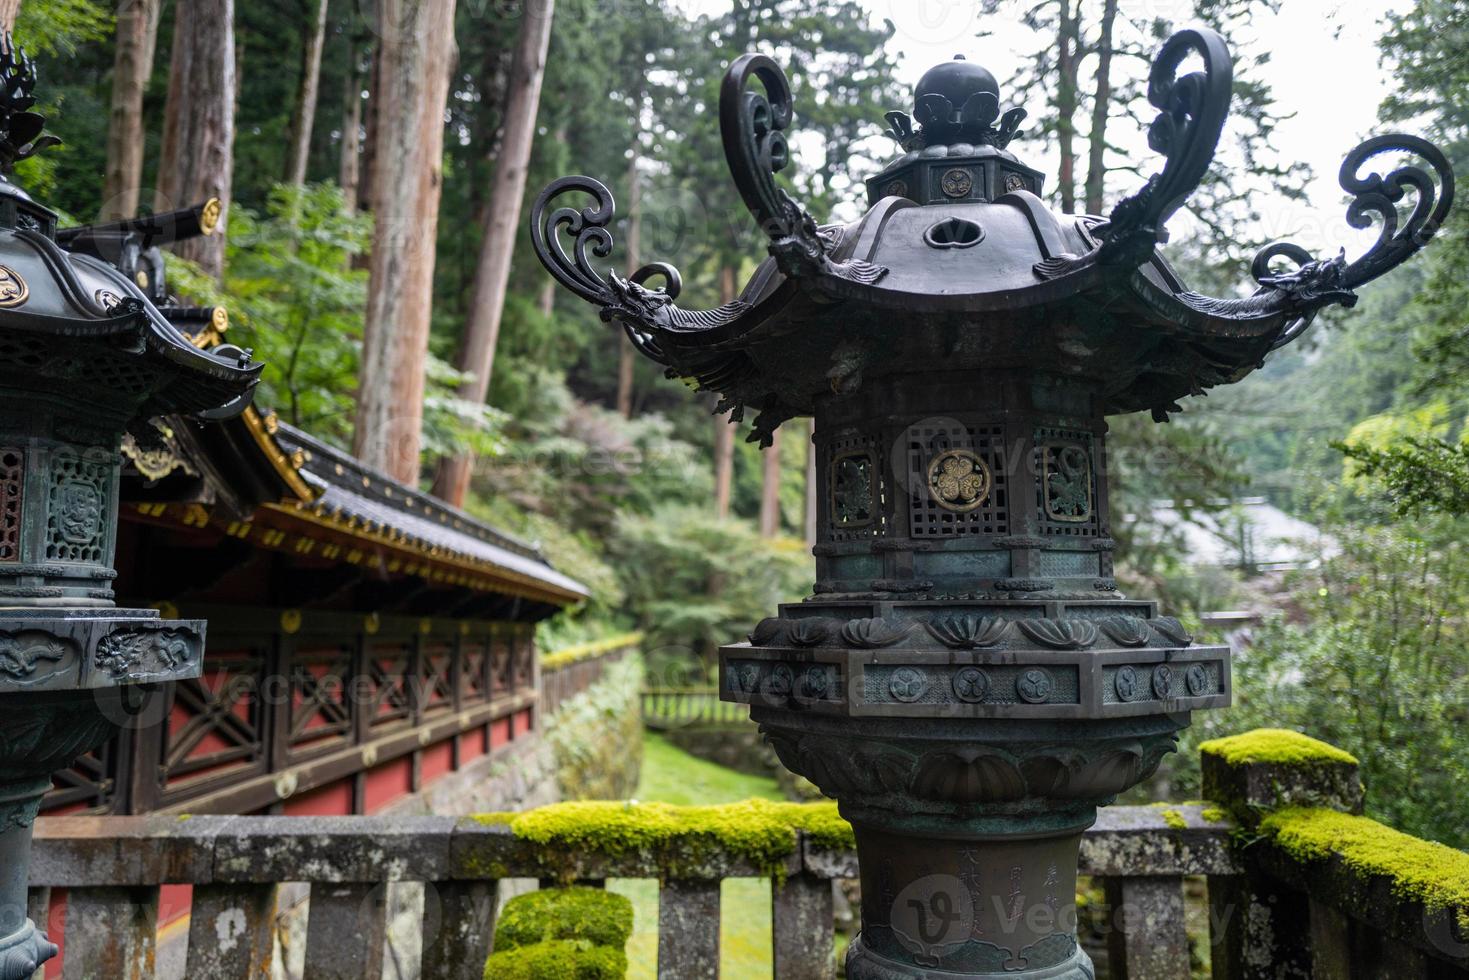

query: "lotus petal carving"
left=911, top=747, right=1027, bottom=803
left=1017, top=619, right=1099, bottom=650
left=748, top=617, right=786, bottom=646
left=925, top=614, right=1008, bottom=649
left=1098, top=616, right=1152, bottom=647
left=839, top=617, right=913, bottom=649
left=787, top=619, right=832, bottom=647
left=1150, top=617, right=1194, bottom=647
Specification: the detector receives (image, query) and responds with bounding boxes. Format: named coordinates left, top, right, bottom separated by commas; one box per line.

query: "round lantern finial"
left=886, top=55, right=1026, bottom=152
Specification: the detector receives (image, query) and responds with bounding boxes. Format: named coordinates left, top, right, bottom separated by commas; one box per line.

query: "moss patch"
left=1201, top=806, right=1228, bottom=824
left=477, top=798, right=853, bottom=880
left=483, top=938, right=627, bottom=980
left=1261, top=807, right=1469, bottom=930
left=497, top=887, right=634, bottom=952
left=1199, top=728, right=1358, bottom=768
left=541, top=633, right=644, bottom=672
left=1160, top=808, right=1187, bottom=831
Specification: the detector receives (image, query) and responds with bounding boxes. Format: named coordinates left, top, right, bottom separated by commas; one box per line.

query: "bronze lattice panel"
left=1034, top=426, right=1099, bottom=537
left=906, top=422, right=1008, bottom=536
left=0, top=445, right=20, bottom=561
left=826, top=429, right=883, bottom=541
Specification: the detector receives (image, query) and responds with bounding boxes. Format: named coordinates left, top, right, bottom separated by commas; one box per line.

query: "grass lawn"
left=608, top=731, right=784, bottom=980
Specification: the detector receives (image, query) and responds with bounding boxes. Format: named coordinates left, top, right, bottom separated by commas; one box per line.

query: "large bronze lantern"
left=532, top=28, right=1452, bottom=979
left=0, top=41, right=260, bottom=978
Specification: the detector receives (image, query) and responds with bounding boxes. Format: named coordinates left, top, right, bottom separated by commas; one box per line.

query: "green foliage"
left=15, top=0, right=111, bottom=57
left=544, top=653, right=645, bottom=800
left=1182, top=523, right=1469, bottom=848
left=609, top=506, right=808, bottom=680
left=483, top=939, right=627, bottom=980
left=495, top=887, right=635, bottom=952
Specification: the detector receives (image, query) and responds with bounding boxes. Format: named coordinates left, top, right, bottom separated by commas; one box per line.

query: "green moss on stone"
left=482, top=939, right=627, bottom=980
left=1261, top=807, right=1469, bottom=931
left=1201, top=806, right=1228, bottom=824
left=1160, top=808, right=1187, bottom=831
left=1199, top=728, right=1358, bottom=768
left=474, top=798, right=853, bottom=880
left=496, top=887, right=633, bottom=951
left=541, top=632, right=644, bottom=672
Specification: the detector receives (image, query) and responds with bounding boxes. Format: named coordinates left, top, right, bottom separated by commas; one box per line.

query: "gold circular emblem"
left=211, top=305, right=229, bottom=331
left=940, top=168, right=973, bottom=199
left=927, top=449, right=992, bottom=512
left=135, top=269, right=150, bottom=289
left=199, top=198, right=223, bottom=234
left=280, top=609, right=303, bottom=634
left=0, top=265, right=29, bottom=308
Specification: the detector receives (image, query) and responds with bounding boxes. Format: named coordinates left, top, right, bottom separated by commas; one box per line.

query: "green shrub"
left=482, top=938, right=627, bottom=980
left=495, top=887, right=634, bottom=952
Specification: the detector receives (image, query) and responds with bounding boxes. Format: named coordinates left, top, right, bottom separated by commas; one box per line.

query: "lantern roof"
left=532, top=29, right=1453, bottom=445
left=0, top=36, right=261, bottom=424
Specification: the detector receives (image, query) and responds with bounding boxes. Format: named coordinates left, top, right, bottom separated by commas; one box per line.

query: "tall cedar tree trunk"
left=0, top=1, right=18, bottom=35
left=759, top=429, right=781, bottom=537
left=353, top=0, right=457, bottom=482
left=1083, top=0, right=1118, bottom=215
left=615, top=150, right=639, bottom=418
left=712, top=265, right=737, bottom=518
left=356, top=43, right=380, bottom=216
left=339, top=52, right=361, bottom=214
left=431, top=1, right=555, bottom=505
left=155, top=0, right=236, bottom=281
left=101, top=0, right=161, bottom=220
left=285, top=0, right=330, bottom=188
left=1054, top=0, right=1079, bottom=213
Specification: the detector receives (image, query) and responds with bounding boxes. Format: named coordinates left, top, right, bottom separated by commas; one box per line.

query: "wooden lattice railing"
left=539, top=632, right=641, bottom=716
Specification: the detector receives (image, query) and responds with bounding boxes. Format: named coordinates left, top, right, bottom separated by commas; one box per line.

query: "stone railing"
left=640, top=686, right=750, bottom=730
left=539, top=631, right=641, bottom=716
left=23, top=731, right=1469, bottom=979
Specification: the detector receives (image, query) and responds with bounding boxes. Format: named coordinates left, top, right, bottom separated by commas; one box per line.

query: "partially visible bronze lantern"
left=532, top=28, right=1452, bottom=979
left=0, top=39, right=260, bottom=977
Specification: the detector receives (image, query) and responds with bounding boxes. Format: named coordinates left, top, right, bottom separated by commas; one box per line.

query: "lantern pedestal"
left=0, top=610, right=207, bottom=979
left=746, top=701, right=1190, bottom=978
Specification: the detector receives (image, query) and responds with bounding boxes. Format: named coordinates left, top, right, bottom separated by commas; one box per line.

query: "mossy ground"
left=1199, top=728, right=1359, bottom=767
left=1261, top=807, right=1469, bottom=931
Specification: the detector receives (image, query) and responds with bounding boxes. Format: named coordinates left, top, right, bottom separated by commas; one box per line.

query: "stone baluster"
left=1201, top=731, right=1364, bottom=980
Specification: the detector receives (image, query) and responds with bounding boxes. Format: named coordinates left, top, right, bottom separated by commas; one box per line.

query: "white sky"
left=675, top=0, right=1417, bottom=257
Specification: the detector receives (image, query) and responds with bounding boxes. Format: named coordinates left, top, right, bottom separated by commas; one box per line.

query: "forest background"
left=11, top=0, right=1469, bottom=847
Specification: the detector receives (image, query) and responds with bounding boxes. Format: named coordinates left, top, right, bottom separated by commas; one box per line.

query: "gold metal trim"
left=241, top=406, right=315, bottom=502
left=0, top=265, right=28, bottom=308
left=199, top=198, right=223, bottom=235
left=927, top=449, right=992, bottom=513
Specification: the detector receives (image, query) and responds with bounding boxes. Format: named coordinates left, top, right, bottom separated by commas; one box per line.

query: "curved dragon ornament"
left=1034, top=27, right=1453, bottom=355
left=1180, top=134, right=1455, bottom=348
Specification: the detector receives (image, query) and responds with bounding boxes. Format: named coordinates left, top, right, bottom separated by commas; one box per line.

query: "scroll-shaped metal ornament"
left=719, top=54, right=886, bottom=286
left=527, top=175, right=750, bottom=365
left=1036, top=27, right=1233, bottom=279
left=1179, top=133, right=1454, bottom=348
